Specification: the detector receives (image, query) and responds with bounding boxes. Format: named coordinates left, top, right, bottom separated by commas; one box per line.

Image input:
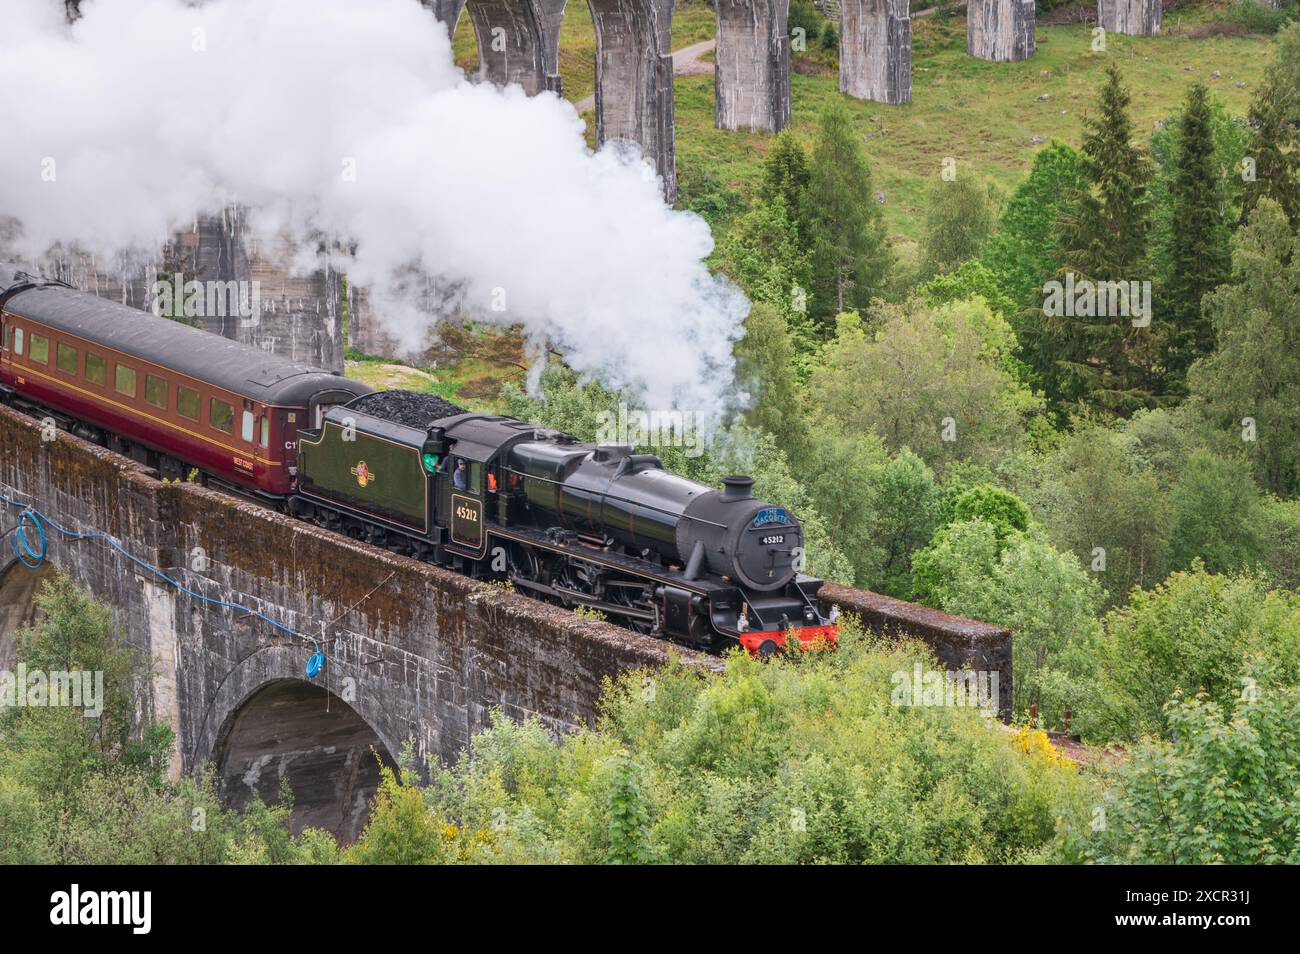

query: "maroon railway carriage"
left=0, top=265, right=370, bottom=498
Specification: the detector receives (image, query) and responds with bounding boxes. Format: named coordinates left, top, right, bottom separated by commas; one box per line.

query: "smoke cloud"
left=0, top=0, right=747, bottom=415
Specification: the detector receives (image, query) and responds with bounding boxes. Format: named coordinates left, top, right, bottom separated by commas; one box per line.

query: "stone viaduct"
left=0, top=400, right=1011, bottom=841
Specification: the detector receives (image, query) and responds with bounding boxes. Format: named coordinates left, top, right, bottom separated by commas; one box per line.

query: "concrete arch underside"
left=427, top=0, right=676, bottom=198
left=211, top=677, right=399, bottom=843
left=194, top=642, right=404, bottom=844
left=466, top=0, right=563, bottom=94
left=432, top=0, right=564, bottom=94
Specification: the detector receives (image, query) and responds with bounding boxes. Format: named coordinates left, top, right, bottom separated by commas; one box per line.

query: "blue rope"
left=1, top=490, right=325, bottom=676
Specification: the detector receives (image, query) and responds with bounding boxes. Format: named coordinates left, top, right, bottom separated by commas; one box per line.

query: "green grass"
left=676, top=16, right=1269, bottom=255
left=344, top=353, right=504, bottom=410
left=451, top=4, right=1272, bottom=254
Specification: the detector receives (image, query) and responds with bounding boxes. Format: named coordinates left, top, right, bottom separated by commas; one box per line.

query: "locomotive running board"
left=492, top=524, right=717, bottom=599
left=508, top=575, right=657, bottom=623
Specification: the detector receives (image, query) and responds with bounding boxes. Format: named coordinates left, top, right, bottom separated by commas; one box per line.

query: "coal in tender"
left=349, top=390, right=468, bottom=429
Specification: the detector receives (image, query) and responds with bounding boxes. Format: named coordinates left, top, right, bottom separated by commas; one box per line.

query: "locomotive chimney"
left=721, top=476, right=754, bottom=502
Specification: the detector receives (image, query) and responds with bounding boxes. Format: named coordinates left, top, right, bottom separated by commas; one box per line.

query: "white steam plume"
left=0, top=0, right=748, bottom=415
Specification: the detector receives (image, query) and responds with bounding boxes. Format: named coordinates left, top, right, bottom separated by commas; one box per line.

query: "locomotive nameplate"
left=451, top=492, right=484, bottom=549
left=753, top=507, right=791, bottom=528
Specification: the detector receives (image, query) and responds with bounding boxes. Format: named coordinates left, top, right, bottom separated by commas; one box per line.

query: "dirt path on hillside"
left=574, top=38, right=716, bottom=113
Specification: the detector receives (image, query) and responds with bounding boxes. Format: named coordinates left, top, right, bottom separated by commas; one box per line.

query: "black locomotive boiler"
left=292, top=391, right=840, bottom=654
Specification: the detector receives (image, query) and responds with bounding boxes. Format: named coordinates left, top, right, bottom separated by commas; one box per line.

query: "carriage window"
left=56, top=343, right=77, bottom=374
left=12, top=327, right=23, bottom=356
left=114, top=364, right=137, bottom=397
left=259, top=415, right=269, bottom=448
left=2, top=322, right=7, bottom=351
left=85, top=353, right=106, bottom=385
left=29, top=334, right=48, bottom=364
left=241, top=410, right=255, bottom=442
left=177, top=386, right=200, bottom=421
left=210, top=398, right=234, bottom=434
left=145, top=375, right=167, bottom=409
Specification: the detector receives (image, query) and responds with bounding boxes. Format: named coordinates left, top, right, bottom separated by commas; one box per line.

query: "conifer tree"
left=1190, top=199, right=1300, bottom=497
left=762, top=129, right=811, bottom=244
left=1049, top=62, right=1156, bottom=415
left=1161, top=83, right=1231, bottom=392
left=1241, top=22, right=1300, bottom=227
left=803, top=102, right=890, bottom=327
left=983, top=142, right=1086, bottom=396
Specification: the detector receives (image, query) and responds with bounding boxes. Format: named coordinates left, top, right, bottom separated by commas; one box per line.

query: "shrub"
left=1222, top=0, right=1300, bottom=36
left=1093, top=568, right=1300, bottom=741
left=912, top=523, right=1104, bottom=728
left=385, top=620, right=1093, bottom=864
left=941, top=484, right=1031, bottom=543
left=1063, top=687, right=1300, bottom=864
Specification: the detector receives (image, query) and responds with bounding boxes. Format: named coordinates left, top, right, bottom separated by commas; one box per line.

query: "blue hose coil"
left=305, top=650, right=326, bottom=679
left=3, top=490, right=322, bottom=674
left=14, top=509, right=47, bottom=569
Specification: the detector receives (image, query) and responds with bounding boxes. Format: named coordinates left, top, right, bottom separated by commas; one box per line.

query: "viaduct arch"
left=210, top=677, right=398, bottom=843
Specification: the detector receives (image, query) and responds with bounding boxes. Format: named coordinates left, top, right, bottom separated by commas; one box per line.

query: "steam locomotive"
left=0, top=264, right=838, bottom=654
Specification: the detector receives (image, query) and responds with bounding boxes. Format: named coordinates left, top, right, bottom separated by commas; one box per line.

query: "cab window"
left=452, top=458, right=483, bottom=494
left=29, top=334, right=49, bottom=364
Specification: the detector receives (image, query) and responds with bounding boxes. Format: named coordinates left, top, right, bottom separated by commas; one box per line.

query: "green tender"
left=299, top=421, right=429, bottom=531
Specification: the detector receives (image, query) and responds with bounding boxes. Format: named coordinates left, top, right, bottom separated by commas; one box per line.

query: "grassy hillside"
left=447, top=3, right=1268, bottom=246
left=677, top=14, right=1269, bottom=251
left=382, top=2, right=1273, bottom=404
